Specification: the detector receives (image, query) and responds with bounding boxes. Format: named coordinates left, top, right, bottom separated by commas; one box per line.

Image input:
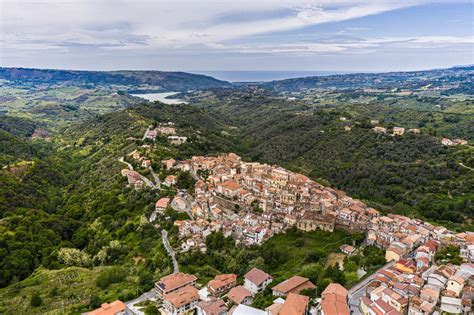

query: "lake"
left=130, top=92, right=187, bottom=104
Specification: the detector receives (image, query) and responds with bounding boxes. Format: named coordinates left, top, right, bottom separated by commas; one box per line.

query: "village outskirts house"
left=162, top=285, right=199, bottom=315
left=244, top=268, right=273, bottom=295
left=87, top=300, right=133, bottom=315
left=164, top=175, right=177, bottom=187
left=393, top=127, right=405, bottom=136
left=279, top=293, right=310, bottom=315
left=155, top=272, right=197, bottom=297
left=196, top=298, right=228, bottom=315
left=319, top=283, right=350, bottom=315
left=156, top=197, right=171, bottom=212
left=207, top=274, right=237, bottom=296
left=340, top=244, right=357, bottom=256
left=272, top=276, right=315, bottom=297
left=227, top=285, right=253, bottom=305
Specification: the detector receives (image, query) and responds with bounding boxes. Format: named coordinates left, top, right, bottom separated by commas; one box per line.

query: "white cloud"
left=1, top=0, right=427, bottom=51
left=1, top=0, right=471, bottom=70
left=205, top=36, right=474, bottom=55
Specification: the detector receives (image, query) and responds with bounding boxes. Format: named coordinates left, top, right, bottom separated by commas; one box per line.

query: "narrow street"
left=161, top=229, right=179, bottom=273
left=118, top=157, right=133, bottom=170
left=141, top=126, right=151, bottom=141
left=149, top=166, right=161, bottom=188
left=170, top=194, right=195, bottom=220
left=347, top=260, right=396, bottom=314
left=125, top=289, right=156, bottom=315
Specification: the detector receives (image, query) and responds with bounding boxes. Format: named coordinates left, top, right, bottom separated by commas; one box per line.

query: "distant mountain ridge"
left=0, top=67, right=231, bottom=91
left=1, top=65, right=472, bottom=92
left=260, top=65, right=473, bottom=91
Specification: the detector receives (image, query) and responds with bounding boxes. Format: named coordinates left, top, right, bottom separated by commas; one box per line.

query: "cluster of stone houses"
left=152, top=267, right=336, bottom=315
left=121, top=169, right=146, bottom=190
left=144, top=122, right=176, bottom=139
left=120, top=147, right=156, bottom=190
left=144, top=122, right=187, bottom=145
left=358, top=213, right=474, bottom=315
left=365, top=213, right=474, bottom=264
left=161, top=153, right=386, bottom=248
left=360, top=258, right=474, bottom=315
left=160, top=153, right=474, bottom=262
left=372, top=125, right=421, bottom=136
left=371, top=124, right=468, bottom=146
left=441, top=137, right=468, bottom=146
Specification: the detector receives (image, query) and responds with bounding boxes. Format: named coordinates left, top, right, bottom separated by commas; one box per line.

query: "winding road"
left=118, top=157, right=156, bottom=189
left=459, top=162, right=474, bottom=171
left=149, top=166, right=162, bottom=188
left=124, top=229, right=179, bottom=314
left=125, top=289, right=156, bottom=315
left=162, top=229, right=179, bottom=273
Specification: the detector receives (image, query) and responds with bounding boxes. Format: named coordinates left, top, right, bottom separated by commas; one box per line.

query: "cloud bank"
left=1, top=0, right=472, bottom=71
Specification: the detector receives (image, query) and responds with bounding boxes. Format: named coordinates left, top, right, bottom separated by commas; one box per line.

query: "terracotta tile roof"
left=208, top=274, right=237, bottom=291
left=218, top=180, right=241, bottom=191
left=349, top=204, right=365, bottom=214
left=196, top=298, right=227, bottom=315
left=156, top=272, right=197, bottom=293
left=321, top=283, right=349, bottom=315
left=272, top=276, right=315, bottom=295
left=88, top=300, right=126, bottom=315
left=227, top=285, right=252, bottom=305
left=155, top=197, right=170, bottom=209
left=340, top=244, right=356, bottom=253
left=279, top=293, right=309, bottom=315
left=322, top=283, right=348, bottom=298
left=244, top=268, right=272, bottom=286
left=163, top=285, right=199, bottom=308
left=449, top=275, right=465, bottom=285
left=373, top=299, right=400, bottom=315
left=265, top=302, right=283, bottom=315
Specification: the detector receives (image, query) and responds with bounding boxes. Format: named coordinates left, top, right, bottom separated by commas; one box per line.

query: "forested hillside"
left=0, top=67, right=231, bottom=91
left=260, top=65, right=474, bottom=92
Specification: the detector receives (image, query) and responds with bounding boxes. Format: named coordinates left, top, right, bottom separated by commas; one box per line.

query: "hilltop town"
left=103, top=122, right=474, bottom=315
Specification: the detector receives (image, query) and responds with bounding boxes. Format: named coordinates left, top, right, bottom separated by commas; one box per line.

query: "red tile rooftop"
left=156, top=272, right=197, bottom=294
left=244, top=267, right=272, bottom=286
left=272, top=276, right=315, bottom=295
left=155, top=197, right=170, bottom=208
left=279, top=293, right=309, bottom=315
left=227, top=285, right=252, bottom=305
left=87, top=300, right=126, bottom=315
left=163, top=285, right=199, bottom=308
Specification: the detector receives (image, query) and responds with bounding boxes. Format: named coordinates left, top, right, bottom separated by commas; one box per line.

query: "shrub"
left=96, top=266, right=127, bottom=289
left=30, top=292, right=42, bottom=307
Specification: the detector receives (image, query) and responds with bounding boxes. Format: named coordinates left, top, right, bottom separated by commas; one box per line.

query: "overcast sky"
left=1, top=0, right=473, bottom=72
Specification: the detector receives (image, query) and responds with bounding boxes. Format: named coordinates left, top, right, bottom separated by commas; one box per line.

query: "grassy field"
left=0, top=266, right=133, bottom=314
left=0, top=86, right=142, bottom=129
left=326, top=253, right=346, bottom=269
left=259, top=228, right=361, bottom=282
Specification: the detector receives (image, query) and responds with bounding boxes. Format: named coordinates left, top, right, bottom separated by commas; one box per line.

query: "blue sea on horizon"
left=192, top=70, right=353, bottom=83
